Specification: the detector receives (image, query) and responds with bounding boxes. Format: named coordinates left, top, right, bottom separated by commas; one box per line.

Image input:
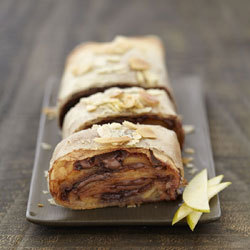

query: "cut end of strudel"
left=62, top=87, right=184, bottom=147
left=58, top=35, right=174, bottom=127
left=49, top=122, right=184, bottom=210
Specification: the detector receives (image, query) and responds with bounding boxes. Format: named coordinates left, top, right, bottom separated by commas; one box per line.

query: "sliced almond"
left=123, top=121, right=138, bottom=130
left=110, top=123, right=122, bottom=129
left=139, top=90, right=159, bottom=107
left=188, top=168, right=198, bottom=175
left=184, top=147, right=195, bottom=154
left=127, top=204, right=136, bottom=208
left=152, top=150, right=169, bottom=163
left=110, top=89, right=124, bottom=98
left=132, top=131, right=142, bottom=140
left=48, top=198, right=57, bottom=206
left=136, top=127, right=157, bottom=139
left=86, top=105, right=97, bottom=112
left=44, top=170, right=49, bottom=178
left=41, top=142, right=52, bottom=150
left=42, top=106, right=57, bottom=120
left=105, top=103, right=117, bottom=112
left=97, top=125, right=112, bottom=138
left=96, top=65, right=126, bottom=74
left=183, top=125, right=195, bottom=134
left=72, top=63, right=93, bottom=76
left=134, top=99, right=145, bottom=109
left=94, top=136, right=131, bottom=144
left=143, top=71, right=159, bottom=86
left=134, top=107, right=152, bottom=114
left=122, top=95, right=136, bottom=109
left=182, top=157, right=194, bottom=165
left=105, top=43, right=131, bottom=54
left=136, top=71, right=145, bottom=83
left=129, top=57, right=150, bottom=71
left=109, top=102, right=123, bottom=112
left=186, top=163, right=194, bottom=168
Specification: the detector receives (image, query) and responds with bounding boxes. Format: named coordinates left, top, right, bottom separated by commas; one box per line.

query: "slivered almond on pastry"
left=139, top=90, right=159, bottom=106
left=129, top=57, right=150, bottom=71
left=72, top=63, right=93, bottom=76
left=122, top=95, right=136, bottom=109
left=110, top=89, right=124, bottom=98
left=136, top=71, right=144, bottom=83
left=136, top=127, right=157, bottom=139
left=143, top=71, right=158, bottom=86
left=182, top=157, right=194, bottom=165
left=86, top=105, right=97, bottom=112
left=43, top=106, right=57, bottom=120
left=123, top=121, right=138, bottom=130
left=48, top=123, right=184, bottom=210
left=105, top=42, right=131, bottom=55
left=62, top=87, right=184, bottom=148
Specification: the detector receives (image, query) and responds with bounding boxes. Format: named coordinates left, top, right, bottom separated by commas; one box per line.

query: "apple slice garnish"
left=172, top=203, right=193, bottom=225
left=207, top=175, right=224, bottom=186
left=183, top=169, right=210, bottom=213
left=172, top=174, right=224, bottom=225
left=207, top=182, right=231, bottom=199
left=187, top=182, right=231, bottom=230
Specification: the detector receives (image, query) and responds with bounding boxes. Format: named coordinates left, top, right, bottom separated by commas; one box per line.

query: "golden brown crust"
left=57, top=36, right=174, bottom=127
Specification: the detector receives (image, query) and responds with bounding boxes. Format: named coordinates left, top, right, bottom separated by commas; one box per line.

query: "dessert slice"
left=58, top=36, right=174, bottom=126
left=49, top=122, right=184, bottom=210
left=62, top=87, right=184, bottom=147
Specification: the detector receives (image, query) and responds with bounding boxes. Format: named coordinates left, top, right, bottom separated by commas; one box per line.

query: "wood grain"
left=0, top=0, right=249, bottom=248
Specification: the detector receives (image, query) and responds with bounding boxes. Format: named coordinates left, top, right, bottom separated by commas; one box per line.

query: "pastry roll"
left=58, top=36, right=174, bottom=126
left=62, top=87, right=184, bottom=147
left=49, top=122, right=184, bottom=210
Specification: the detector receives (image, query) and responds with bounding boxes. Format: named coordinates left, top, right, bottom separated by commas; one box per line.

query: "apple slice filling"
left=56, top=150, right=181, bottom=207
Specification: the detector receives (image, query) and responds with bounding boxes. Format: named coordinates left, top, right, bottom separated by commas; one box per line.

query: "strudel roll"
left=58, top=36, right=174, bottom=126
left=62, top=87, right=184, bottom=147
left=49, top=122, right=184, bottom=210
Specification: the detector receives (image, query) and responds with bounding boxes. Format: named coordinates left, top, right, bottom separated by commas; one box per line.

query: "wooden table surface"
left=1, top=0, right=250, bottom=249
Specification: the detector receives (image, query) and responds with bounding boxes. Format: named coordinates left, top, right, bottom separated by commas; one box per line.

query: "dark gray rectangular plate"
left=26, top=76, right=220, bottom=226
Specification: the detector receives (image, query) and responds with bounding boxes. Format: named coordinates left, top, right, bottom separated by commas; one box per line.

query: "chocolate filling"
left=59, top=85, right=174, bottom=127
left=60, top=150, right=178, bottom=202
left=101, top=183, right=153, bottom=202
left=73, top=151, right=126, bottom=172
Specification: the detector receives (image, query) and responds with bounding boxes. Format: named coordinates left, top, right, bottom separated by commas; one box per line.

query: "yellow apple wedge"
left=183, top=169, right=210, bottom=213
left=172, top=203, right=193, bottom=225
left=207, top=182, right=231, bottom=200
left=207, top=175, right=224, bottom=186
left=172, top=174, right=223, bottom=225
left=187, top=182, right=231, bottom=231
